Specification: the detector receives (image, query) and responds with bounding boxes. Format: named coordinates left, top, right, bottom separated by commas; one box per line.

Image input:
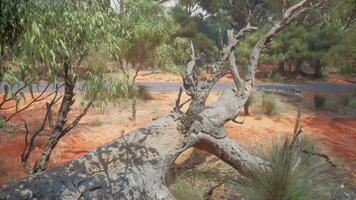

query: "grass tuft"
left=262, top=93, right=284, bottom=116
left=238, top=135, right=333, bottom=200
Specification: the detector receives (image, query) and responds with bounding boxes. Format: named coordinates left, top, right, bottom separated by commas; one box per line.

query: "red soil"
left=0, top=92, right=355, bottom=186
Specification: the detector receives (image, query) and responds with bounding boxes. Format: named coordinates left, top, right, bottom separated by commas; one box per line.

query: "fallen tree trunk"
left=1, top=114, right=185, bottom=200
left=0, top=112, right=265, bottom=200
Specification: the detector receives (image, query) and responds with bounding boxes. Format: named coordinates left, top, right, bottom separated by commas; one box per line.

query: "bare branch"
left=62, top=99, right=93, bottom=134
left=302, top=150, right=337, bottom=168
left=179, top=98, right=192, bottom=109
left=232, top=118, right=245, bottom=125
left=174, top=87, right=183, bottom=112
left=204, top=182, right=224, bottom=200
left=227, top=30, right=243, bottom=91
left=21, top=85, right=61, bottom=174
left=183, top=41, right=202, bottom=95
left=4, top=83, right=56, bottom=123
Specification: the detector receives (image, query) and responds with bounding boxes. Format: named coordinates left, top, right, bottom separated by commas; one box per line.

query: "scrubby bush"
left=339, top=92, right=355, bottom=107
left=238, top=136, right=332, bottom=200
left=314, top=94, right=326, bottom=110
left=0, top=117, right=5, bottom=129
left=262, top=94, right=284, bottom=115
left=245, top=91, right=263, bottom=115
left=169, top=181, right=203, bottom=200
left=348, top=99, right=356, bottom=109
left=81, top=74, right=151, bottom=109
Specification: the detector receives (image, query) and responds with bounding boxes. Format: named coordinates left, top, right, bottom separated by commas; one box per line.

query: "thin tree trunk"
left=31, top=61, right=77, bottom=174
left=278, top=59, right=286, bottom=73
left=314, top=59, right=323, bottom=78
left=294, top=59, right=303, bottom=75
left=244, top=102, right=250, bottom=115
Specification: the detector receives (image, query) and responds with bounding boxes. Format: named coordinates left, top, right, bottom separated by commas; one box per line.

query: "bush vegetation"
left=245, top=91, right=263, bottom=115
left=309, top=91, right=356, bottom=113
left=169, top=181, right=203, bottom=200
left=262, top=93, right=284, bottom=116
left=81, top=74, right=151, bottom=109
left=238, top=135, right=333, bottom=200
left=314, top=94, right=327, bottom=110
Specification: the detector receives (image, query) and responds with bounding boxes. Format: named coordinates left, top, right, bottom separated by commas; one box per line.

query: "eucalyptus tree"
left=108, top=0, right=190, bottom=83
left=1, top=0, right=120, bottom=174
left=0, top=0, right=330, bottom=199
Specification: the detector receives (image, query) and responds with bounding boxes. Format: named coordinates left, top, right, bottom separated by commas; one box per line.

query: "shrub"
left=262, top=94, right=284, bottom=115
left=0, top=117, right=5, bottom=129
left=81, top=74, right=151, bottom=108
left=170, top=181, right=203, bottom=200
left=238, top=136, right=332, bottom=200
left=348, top=99, right=356, bottom=109
left=270, top=71, right=284, bottom=82
left=314, top=94, right=326, bottom=110
left=339, top=92, right=353, bottom=106
left=91, top=118, right=103, bottom=127
left=245, top=91, right=263, bottom=115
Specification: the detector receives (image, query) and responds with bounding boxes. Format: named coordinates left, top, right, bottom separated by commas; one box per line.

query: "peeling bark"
left=1, top=114, right=186, bottom=200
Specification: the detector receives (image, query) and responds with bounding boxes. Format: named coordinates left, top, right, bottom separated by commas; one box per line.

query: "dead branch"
left=173, top=87, right=183, bottom=112
left=203, top=182, right=224, bottom=200
left=302, top=150, right=337, bottom=168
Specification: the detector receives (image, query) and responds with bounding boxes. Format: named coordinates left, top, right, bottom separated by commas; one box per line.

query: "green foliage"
left=0, top=0, right=27, bottom=52
left=268, top=25, right=309, bottom=65
left=348, top=99, right=356, bottom=109
left=169, top=181, right=203, bottom=200
left=236, top=29, right=267, bottom=66
left=314, top=94, right=326, bottom=110
left=5, top=132, right=13, bottom=141
left=91, top=118, right=103, bottom=127
left=0, top=117, right=5, bottom=129
left=16, top=0, right=112, bottom=82
left=245, top=91, right=263, bottom=115
left=239, top=136, right=331, bottom=200
left=339, top=92, right=354, bottom=106
left=171, top=6, right=220, bottom=66
left=108, top=0, right=188, bottom=76
left=246, top=91, right=262, bottom=107
left=82, top=73, right=150, bottom=108
left=262, top=93, right=284, bottom=115
left=323, top=26, right=356, bottom=75
left=1, top=0, right=117, bottom=111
